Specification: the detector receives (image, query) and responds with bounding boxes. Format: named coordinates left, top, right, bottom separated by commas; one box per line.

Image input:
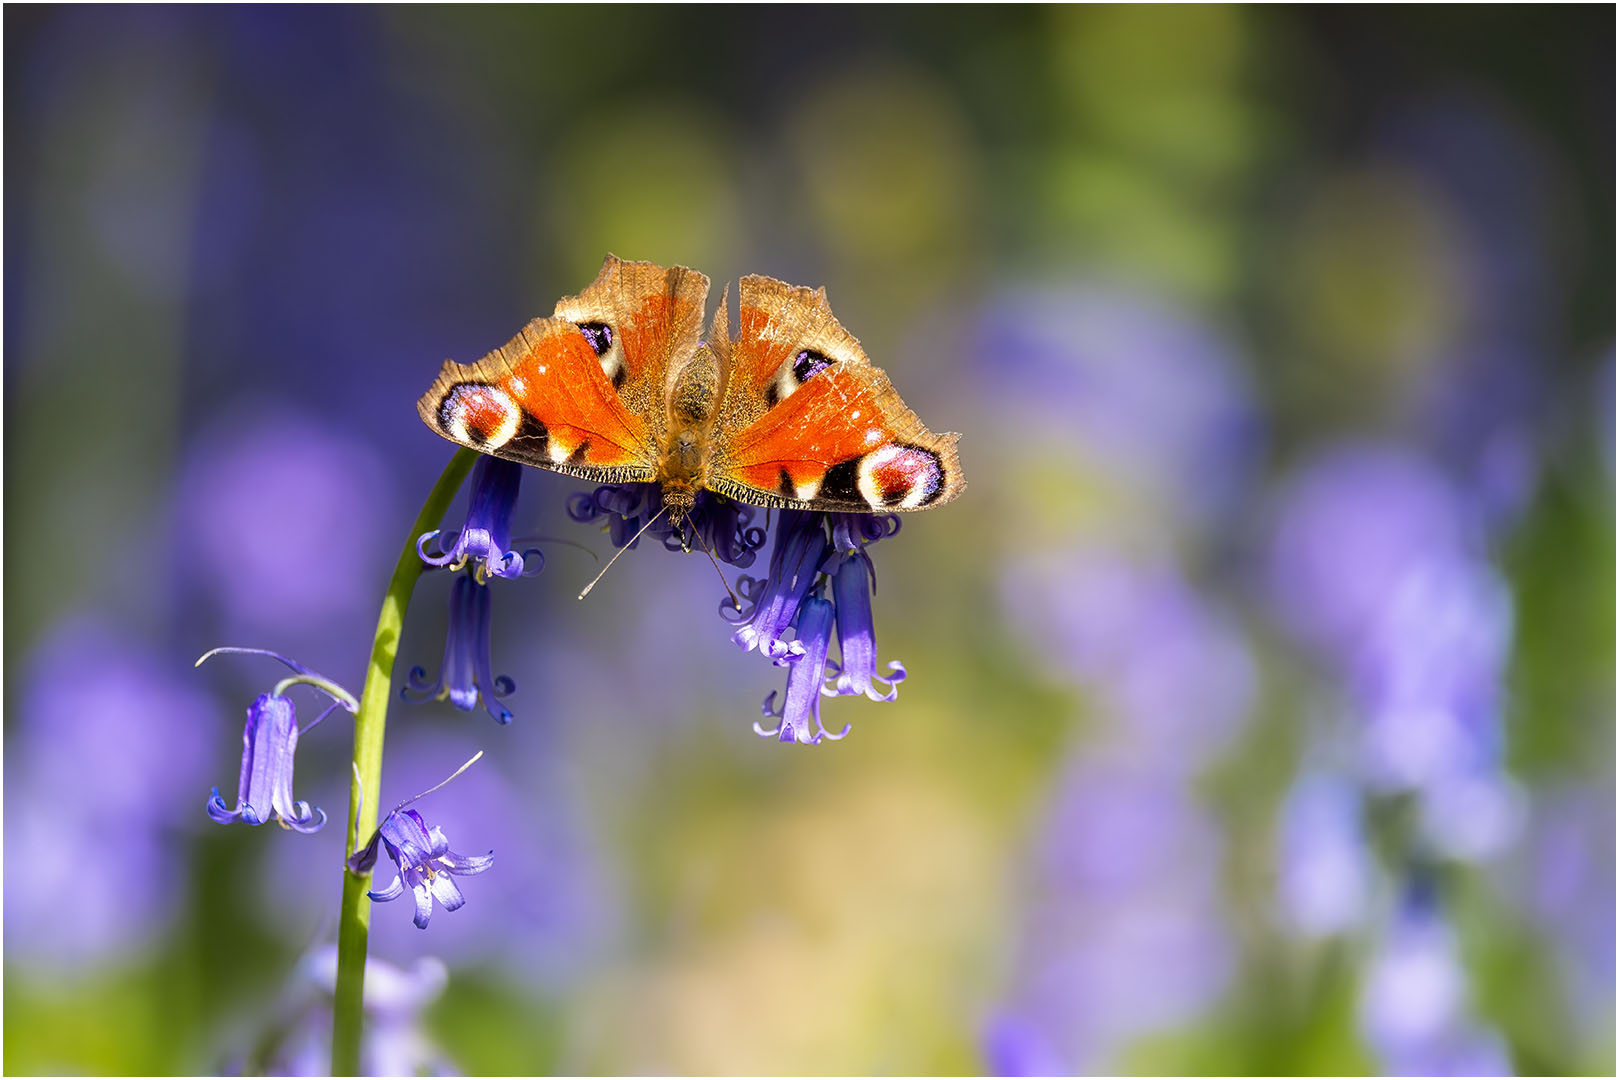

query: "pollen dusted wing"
left=417, top=255, right=710, bottom=484
left=706, top=274, right=965, bottom=511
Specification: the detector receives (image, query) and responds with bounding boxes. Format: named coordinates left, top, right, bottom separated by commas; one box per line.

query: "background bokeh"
left=4, top=5, right=1613, bottom=1075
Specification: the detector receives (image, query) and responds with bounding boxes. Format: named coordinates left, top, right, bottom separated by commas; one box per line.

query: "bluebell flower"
left=567, top=482, right=765, bottom=566
left=244, top=946, right=454, bottom=1075
left=824, top=513, right=906, bottom=701
left=11, top=619, right=217, bottom=970
left=199, top=647, right=355, bottom=834
left=730, top=510, right=830, bottom=663
left=1360, top=887, right=1511, bottom=1076
left=1276, top=770, right=1372, bottom=938
left=349, top=807, right=493, bottom=930
left=754, top=585, right=849, bottom=745
left=417, top=455, right=539, bottom=583
left=207, top=693, right=328, bottom=833
left=403, top=570, right=515, bottom=724
left=985, top=749, right=1234, bottom=1072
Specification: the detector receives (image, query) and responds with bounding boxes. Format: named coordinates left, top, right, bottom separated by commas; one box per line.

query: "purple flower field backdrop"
left=4, top=6, right=1613, bottom=1075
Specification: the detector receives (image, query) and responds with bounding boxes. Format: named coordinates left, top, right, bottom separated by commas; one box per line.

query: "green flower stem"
left=332, top=446, right=477, bottom=1076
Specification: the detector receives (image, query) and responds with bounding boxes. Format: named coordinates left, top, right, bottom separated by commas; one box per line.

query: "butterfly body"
left=418, top=256, right=964, bottom=520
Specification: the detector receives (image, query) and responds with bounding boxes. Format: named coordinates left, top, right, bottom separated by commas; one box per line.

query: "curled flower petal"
left=572, top=483, right=766, bottom=568
left=368, top=874, right=406, bottom=903
left=754, top=589, right=849, bottom=745
left=401, top=571, right=515, bottom=725
left=731, top=510, right=829, bottom=660
left=418, top=455, right=528, bottom=581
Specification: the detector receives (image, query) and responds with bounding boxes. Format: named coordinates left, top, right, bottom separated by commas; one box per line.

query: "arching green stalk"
left=332, top=447, right=477, bottom=1076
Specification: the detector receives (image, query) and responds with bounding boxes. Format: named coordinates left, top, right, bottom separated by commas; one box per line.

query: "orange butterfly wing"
left=706, top=275, right=965, bottom=511
left=417, top=255, right=708, bottom=483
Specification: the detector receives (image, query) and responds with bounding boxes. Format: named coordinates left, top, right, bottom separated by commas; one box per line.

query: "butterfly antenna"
left=688, top=520, right=740, bottom=610
left=578, top=506, right=668, bottom=600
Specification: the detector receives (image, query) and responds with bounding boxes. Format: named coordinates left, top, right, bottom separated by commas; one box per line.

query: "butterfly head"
left=661, top=484, right=698, bottom=524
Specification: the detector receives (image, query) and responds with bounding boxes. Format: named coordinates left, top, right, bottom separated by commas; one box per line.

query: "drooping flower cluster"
left=574, top=489, right=909, bottom=745
left=200, top=647, right=492, bottom=930
left=735, top=510, right=908, bottom=744
left=566, top=482, right=767, bottom=568
left=406, top=456, right=532, bottom=725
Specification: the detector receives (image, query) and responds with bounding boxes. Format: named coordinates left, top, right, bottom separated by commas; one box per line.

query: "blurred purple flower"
left=754, top=586, right=848, bottom=746
left=1265, top=442, right=1522, bottom=857
left=1002, top=544, right=1255, bottom=767
left=253, top=946, right=453, bottom=1076
left=1506, top=785, right=1616, bottom=1043
left=981, top=1012, right=1069, bottom=1077
left=206, top=692, right=328, bottom=833
left=1276, top=770, right=1373, bottom=938
left=403, top=571, right=515, bottom=725
left=1360, top=894, right=1511, bottom=1076
left=176, top=406, right=398, bottom=666
left=4, top=617, right=216, bottom=972
left=1383, top=94, right=1562, bottom=527
left=417, top=455, right=537, bottom=583
left=990, top=750, right=1234, bottom=1072
left=1266, top=445, right=1478, bottom=659
left=972, top=281, right=1262, bottom=531
left=350, top=807, right=494, bottom=930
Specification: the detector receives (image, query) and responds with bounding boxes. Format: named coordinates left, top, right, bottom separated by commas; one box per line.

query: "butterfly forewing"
left=417, top=254, right=709, bottom=485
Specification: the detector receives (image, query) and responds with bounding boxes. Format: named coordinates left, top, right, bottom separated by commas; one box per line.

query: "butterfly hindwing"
left=707, top=275, right=964, bottom=511
left=417, top=255, right=709, bottom=484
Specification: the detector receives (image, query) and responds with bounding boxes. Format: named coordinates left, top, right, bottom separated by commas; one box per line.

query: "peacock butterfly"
left=416, top=255, right=965, bottom=521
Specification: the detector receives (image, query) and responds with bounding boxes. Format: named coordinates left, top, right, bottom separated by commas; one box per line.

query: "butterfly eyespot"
left=576, top=322, right=627, bottom=388
left=765, top=348, right=836, bottom=407
left=856, top=444, right=944, bottom=510
left=438, top=382, right=521, bottom=450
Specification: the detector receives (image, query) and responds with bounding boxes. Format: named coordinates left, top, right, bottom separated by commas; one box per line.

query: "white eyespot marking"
left=850, top=410, right=861, bottom=420
left=856, top=444, right=944, bottom=510
left=794, top=478, right=822, bottom=502
left=766, top=348, right=837, bottom=407
left=547, top=437, right=575, bottom=465
left=440, top=383, right=520, bottom=449
left=509, top=375, right=528, bottom=396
